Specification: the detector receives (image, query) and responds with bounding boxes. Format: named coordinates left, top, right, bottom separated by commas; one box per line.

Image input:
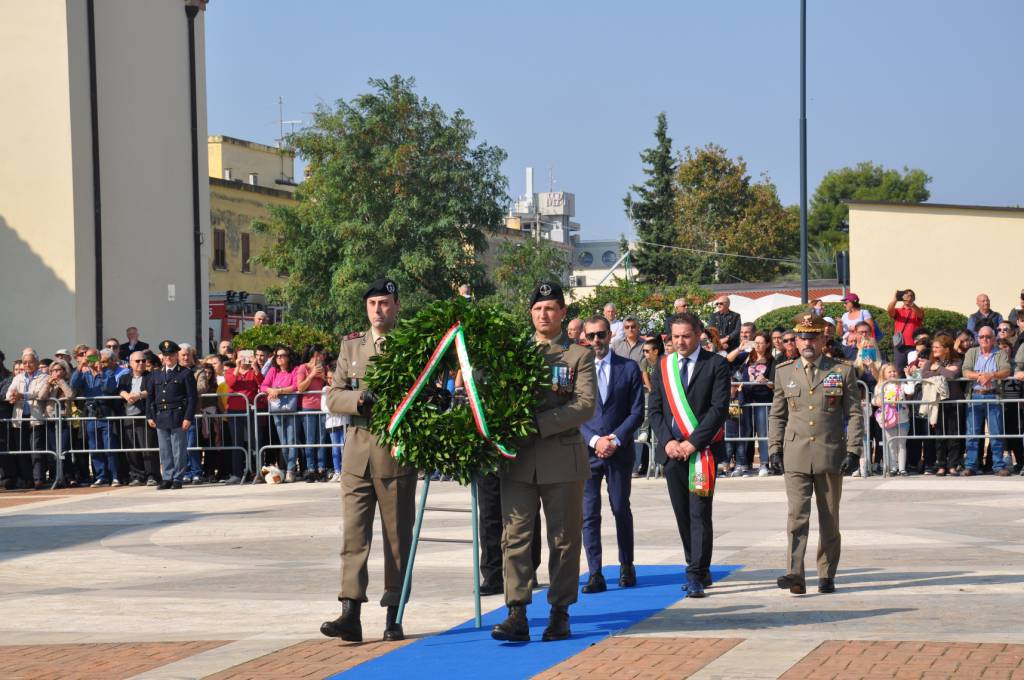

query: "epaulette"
left=344, top=331, right=364, bottom=340
left=776, top=358, right=796, bottom=368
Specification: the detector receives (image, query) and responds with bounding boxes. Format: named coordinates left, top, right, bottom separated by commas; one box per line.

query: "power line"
left=634, top=239, right=832, bottom=266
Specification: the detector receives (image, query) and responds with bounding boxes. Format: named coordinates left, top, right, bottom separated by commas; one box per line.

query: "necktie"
left=375, top=337, right=385, bottom=354
left=598, top=359, right=608, bottom=403
left=681, top=357, right=690, bottom=389
left=805, top=362, right=816, bottom=384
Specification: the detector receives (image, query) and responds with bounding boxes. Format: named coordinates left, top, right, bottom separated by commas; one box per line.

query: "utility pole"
left=799, top=0, right=809, bottom=303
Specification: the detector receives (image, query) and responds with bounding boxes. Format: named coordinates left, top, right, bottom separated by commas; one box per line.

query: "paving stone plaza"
left=1, top=474, right=1022, bottom=679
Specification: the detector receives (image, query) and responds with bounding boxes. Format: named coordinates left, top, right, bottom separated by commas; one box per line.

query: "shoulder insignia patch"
left=344, top=331, right=364, bottom=340
left=776, top=359, right=795, bottom=368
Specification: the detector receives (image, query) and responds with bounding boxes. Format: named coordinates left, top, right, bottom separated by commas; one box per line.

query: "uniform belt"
left=157, top=401, right=185, bottom=411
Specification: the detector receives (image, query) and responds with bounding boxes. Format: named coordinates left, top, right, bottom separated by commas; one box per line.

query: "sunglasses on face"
left=276, top=353, right=289, bottom=358
left=782, top=338, right=795, bottom=344
left=585, top=331, right=608, bottom=341
left=714, top=302, right=725, bottom=307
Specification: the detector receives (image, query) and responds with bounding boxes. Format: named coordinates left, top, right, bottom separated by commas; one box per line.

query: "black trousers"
left=123, top=418, right=160, bottom=481
left=664, top=457, right=714, bottom=580
left=933, top=402, right=964, bottom=470
left=476, top=472, right=540, bottom=586
left=1003, top=401, right=1023, bottom=470
left=226, top=413, right=249, bottom=476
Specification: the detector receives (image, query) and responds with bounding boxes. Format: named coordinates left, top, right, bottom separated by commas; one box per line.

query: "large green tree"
left=255, top=76, right=508, bottom=335
left=491, top=237, right=570, bottom=310
left=623, top=113, right=679, bottom=284
left=809, top=162, right=931, bottom=251
left=674, top=144, right=799, bottom=284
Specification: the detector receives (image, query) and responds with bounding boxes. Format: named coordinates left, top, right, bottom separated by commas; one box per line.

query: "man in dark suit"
left=118, top=327, right=150, bottom=362
left=579, top=316, right=644, bottom=594
left=649, top=312, right=731, bottom=598
left=117, top=351, right=160, bottom=486
left=146, top=340, right=198, bottom=490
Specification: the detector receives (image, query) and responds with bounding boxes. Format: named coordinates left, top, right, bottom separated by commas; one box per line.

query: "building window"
left=223, top=168, right=233, bottom=180
left=213, top=228, right=227, bottom=270
left=601, top=250, right=618, bottom=266
left=241, top=233, right=251, bottom=273
left=576, top=251, right=594, bottom=267
left=248, top=172, right=258, bottom=186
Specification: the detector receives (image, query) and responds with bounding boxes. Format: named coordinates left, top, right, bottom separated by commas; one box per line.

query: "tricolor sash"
left=387, top=322, right=516, bottom=461
left=660, top=352, right=723, bottom=496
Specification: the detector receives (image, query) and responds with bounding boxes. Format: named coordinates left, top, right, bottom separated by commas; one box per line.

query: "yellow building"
left=207, top=136, right=298, bottom=340
left=848, top=201, right=1024, bottom=315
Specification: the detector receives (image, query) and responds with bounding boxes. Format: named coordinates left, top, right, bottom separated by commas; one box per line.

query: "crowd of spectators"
left=0, top=327, right=347, bottom=490
left=4, top=289, right=1024, bottom=491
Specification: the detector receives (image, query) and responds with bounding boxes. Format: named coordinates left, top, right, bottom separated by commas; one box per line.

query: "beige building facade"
left=0, top=0, right=210, bottom=354
left=848, top=201, right=1024, bottom=315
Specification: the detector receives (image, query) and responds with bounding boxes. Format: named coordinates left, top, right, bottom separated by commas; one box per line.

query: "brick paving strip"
left=533, top=637, right=744, bottom=680
left=0, top=641, right=228, bottom=680
left=202, top=639, right=413, bottom=679
left=780, top=640, right=1024, bottom=680
left=0, top=486, right=128, bottom=511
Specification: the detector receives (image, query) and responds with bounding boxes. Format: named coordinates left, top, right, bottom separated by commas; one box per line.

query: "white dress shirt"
left=588, top=353, right=621, bottom=449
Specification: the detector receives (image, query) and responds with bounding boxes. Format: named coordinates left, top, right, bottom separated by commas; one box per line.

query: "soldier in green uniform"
left=491, top=281, right=596, bottom=643
left=321, top=278, right=417, bottom=643
left=768, top=312, right=863, bottom=595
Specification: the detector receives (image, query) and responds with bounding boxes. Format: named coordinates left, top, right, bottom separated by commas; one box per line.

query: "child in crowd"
left=873, top=363, right=911, bottom=475
left=322, top=364, right=349, bottom=483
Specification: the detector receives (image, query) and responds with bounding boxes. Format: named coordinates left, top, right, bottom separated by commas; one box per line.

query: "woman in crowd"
left=295, top=344, right=329, bottom=482
left=888, top=289, right=924, bottom=373
left=177, top=344, right=204, bottom=483
left=195, top=362, right=223, bottom=481
left=38, top=359, right=74, bottom=487
left=921, top=333, right=964, bottom=476
left=841, top=293, right=873, bottom=346
left=873, top=363, right=911, bottom=475
left=223, top=351, right=261, bottom=484
left=997, top=336, right=1024, bottom=473
left=633, top=336, right=665, bottom=477
left=954, top=330, right=974, bottom=359
left=322, top=362, right=348, bottom=483
left=736, top=331, right=774, bottom=477
left=261, top=345, right=299, bottom=482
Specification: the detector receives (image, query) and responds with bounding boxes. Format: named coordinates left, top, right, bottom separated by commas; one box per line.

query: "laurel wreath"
left=365, top=298, right=548, bottom=484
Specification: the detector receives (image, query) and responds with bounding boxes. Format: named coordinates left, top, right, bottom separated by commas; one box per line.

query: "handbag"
left=268, top=393, right=298, bottom=413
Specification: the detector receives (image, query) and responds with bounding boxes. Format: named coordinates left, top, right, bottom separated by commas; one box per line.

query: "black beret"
left=529, top=281, right=565, bottom=307
left=158, top=339, right=181, bottom=354
left=364, top=278, right=398, bottom=300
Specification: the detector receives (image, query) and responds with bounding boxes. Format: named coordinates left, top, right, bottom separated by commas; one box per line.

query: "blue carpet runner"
left=331, top=563, right=741, bottom=679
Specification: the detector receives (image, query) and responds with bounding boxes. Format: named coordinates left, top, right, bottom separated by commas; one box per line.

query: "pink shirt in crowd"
left=294, top=364, right=326, bottom=410
left=260, top=365, right=297, bottom=392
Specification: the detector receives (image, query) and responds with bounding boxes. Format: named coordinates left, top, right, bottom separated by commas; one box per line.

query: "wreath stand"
left=394, top=474, right=483, bottom=629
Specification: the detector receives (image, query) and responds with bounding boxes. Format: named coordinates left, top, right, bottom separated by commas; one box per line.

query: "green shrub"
left=569, top=278, right=713, bottom=336
left=754, top=303, right=968, bottom=356
left=232, top=322, right=335, bottom=353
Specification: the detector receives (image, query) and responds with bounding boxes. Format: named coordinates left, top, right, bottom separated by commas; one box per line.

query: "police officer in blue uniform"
left=146, top=340, right=198, bottom=490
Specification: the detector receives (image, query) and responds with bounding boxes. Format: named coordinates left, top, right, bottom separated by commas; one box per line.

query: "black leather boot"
left=541, top=605, right=571, bottom=641
left=383, top=605, right=404, bottom=641
left=320, top=598, right=363, bottom=641
left=490, top=605, right=530, bottom=642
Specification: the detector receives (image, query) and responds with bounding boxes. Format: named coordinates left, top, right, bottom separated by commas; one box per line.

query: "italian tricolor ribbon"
left=661, top=352, right=724, bottom=497
left=387, top=322, right=516, bottom=461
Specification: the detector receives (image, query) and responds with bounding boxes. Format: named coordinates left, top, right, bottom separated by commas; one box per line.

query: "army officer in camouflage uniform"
left=321, top=278, right=417, bottom=643
left=491, top=281, right=596, bottom=643
left=768, top=312, right=863, bottom=595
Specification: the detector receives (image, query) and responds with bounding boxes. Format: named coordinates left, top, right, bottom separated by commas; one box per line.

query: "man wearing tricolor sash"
left=491, top=281, right=596, bottom=643
left=321, top=278, right=417, bottom=643
left=648, top=312, right=731, bottom=598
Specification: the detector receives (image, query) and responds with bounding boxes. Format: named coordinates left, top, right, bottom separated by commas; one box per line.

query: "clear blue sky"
left=206, top=0, right=1023, bottom=241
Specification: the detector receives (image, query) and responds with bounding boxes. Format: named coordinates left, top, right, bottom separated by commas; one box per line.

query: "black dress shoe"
left=619, top=564, right=636, bottom=588
left=157, top=481, right=173, bottom=490
left=818, top=577, right=835, bottom=593
left=777, top=574, right=806, bottom=594
left=685, top=580, right=706, bottom=598
left=171, top=481, right=183, bottom=489
left=541, top=605, right=571, bottom=641
left=321, top=599, right=363, bottom=641
left=479, top=580, right=504, bottom=596
left=701, top=573, right=713, bottom=588
left=582, top=572, right=606, bottom=594
left=383, top=605, right=404, bottom=641
left=491, top=605, right=529, bottom=642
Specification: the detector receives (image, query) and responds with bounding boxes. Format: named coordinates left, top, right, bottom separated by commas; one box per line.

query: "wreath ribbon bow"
left=387, top=322, right=516, bottom=461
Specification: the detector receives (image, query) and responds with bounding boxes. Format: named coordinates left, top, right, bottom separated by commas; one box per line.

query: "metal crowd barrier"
left=59, top=393, right=253, bottom=484
left=252, top=390, right=333, bottom=482
left=876, top=377, right=1024, bottom=478
left=0, top=397, right=64, bottom=489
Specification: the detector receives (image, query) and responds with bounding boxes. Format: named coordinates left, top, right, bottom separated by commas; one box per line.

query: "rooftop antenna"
left=547, top=165, right=556, bottom=192
left=277, top=96, right=302, bottom=180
